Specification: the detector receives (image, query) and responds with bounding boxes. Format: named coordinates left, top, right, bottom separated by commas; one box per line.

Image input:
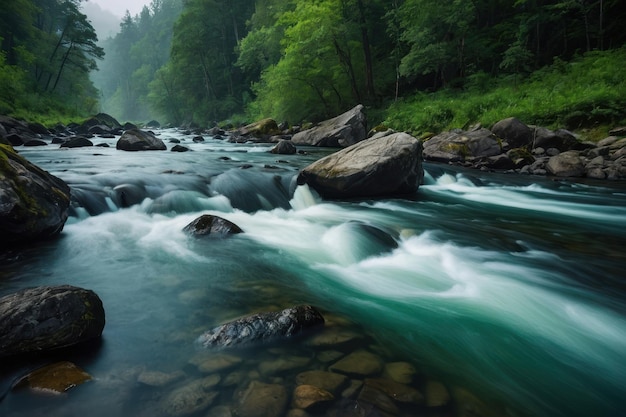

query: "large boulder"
left=116, top=129, right=166, bottom=151
left=297, top=132, right=423, bottom=199
left=292, top=104, right=367, bottom=147
left=423, top=128, right=501, bottom=163
left=0, top=144, right=71, bottom=245
left=0, top=285, right=105, bottom=357
left=532, top=126, right=589, bottom=151
left=196, top=305, right=325, bottom=349
left=491, top=117, right=533, bottom=148
left=546, top=150, right=585, bottom=177
left=270, top=139, right=296, bottom=155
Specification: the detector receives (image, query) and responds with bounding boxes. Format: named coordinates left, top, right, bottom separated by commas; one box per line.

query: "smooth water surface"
left=1, top=130, right=625, bottom=417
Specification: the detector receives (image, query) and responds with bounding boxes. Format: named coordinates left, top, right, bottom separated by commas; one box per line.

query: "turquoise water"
left=1, top=130, right=625, bottom=416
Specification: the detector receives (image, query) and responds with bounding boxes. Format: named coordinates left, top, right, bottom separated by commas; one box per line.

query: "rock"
left=608, top=126, right=626, bottom=136
left=259, top=355, right=312, bottom=375
left=183, top=214, right=243, bottom=237
left=238, top=118, right=281, bottom=140
left=382, top=362, right=418, bottom=385
left=6, top=133, right=24, bottom=146
left=137, top=370, right=186, bottom=387
left=207, top=406, right=233, bottom=417
left=23, top=139, right=48, bottom=146
left=171, top=145, right=190, bottom=152
left=297, top=132, right=423, bottom=199
left=306, top=328, right=363, bottom=349
left=329, top=350, right=384, bottom=377
left=15, top=361, right=92, bottom=394
left=0, top=145, right=71, bottom=245
left=491, top=117, right=533, bottom=148
left=295, top=370, right=349, bottom=394
left=532, top=126, right=587, bottom=151
left=145, top=120, right=161, bottom=129
left=364, top=378, right=424, bottom=405
left=0, top=285, right=105, bottom=357
left=88, top=125, right=111, bottom=135
left=292, top=105, right=367, bottom=147
left=196, top=305, right=325, bottom=349
left=270, top=139, right=297, bottom=155
left=27, top=122, right=50, bottom=135
left=356, top=383, right=399, bottom=415
left=423, top=128, right=501, bottom=163
left=235, top=381, right=288, bottom=417
left=189, top=352, right=243, bottom=373
left=546, top=150, right=585, bottom=177
left=60, top=136, right=94, bottom=148
left=293, top=385, right=334, bottom=411
left=160, top=375, right=220, bottom=416
left=116, top=129, right=166, bottom=151
left=192, top=136, right=205, bottom=143
left=424, top=380, right=451, bottom=407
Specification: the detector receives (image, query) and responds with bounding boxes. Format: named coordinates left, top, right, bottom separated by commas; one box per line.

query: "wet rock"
left=424, top=380, right=451, bottom=407
left=364, top=378, right=424, bottom=405
left=0, top=285, right=105, bottom=357
left=316, top=350, right=345, bottom=363
left=137, top=370, right=186, bottom=387
left=171, top=144, right=190, bottom=152
left=189, top=352, right=243, bottom=373
left=546, top=150, right=585, bottom=177
left=341, top=379, right=363, bottom=399
left=234, top=381, right=288, bottom=417
left=161, top=375, right=220, bottom=416
left=259, top=355, right=312, bottom=375
left=306, top=328, right=363, bottom=350
left=293, top=384, right=334, bottom=411
left=423, top=128, right=502, bottom=163
left=60, top=136, right=94, bottom=148
left=298, top=132, right=423, bottom=198
left=15, top=361, right=92, bottom=394
left=116, top=129, right=166, bottom=151
left=193, top=136, right=205, bottom=143
left=270, top=139, right=296, bottom=155
left=292, top=105, right=367, bottom=147
left=238, top=118, right=281, bottom=140
left=382, top=362, right=418, bottom=385
left=197, top=305, right=324, bottom=349
left=532, top=126, right=587, bottom=151
left=329, top=350, right=384, bottom=377
left=23, top=139, right=47, bottom=146
left=145, top=120, right=161, bottom=129
left=183, top=214, right=243, bottom=237
left=357, top=383, right=399, bottom=415
left=295, top=370, right=349, bottom=394
left=608, top=126, right=626, bottom=136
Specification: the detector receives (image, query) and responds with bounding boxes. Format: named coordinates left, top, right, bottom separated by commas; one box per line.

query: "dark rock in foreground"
left=298, top=131, right=423, bottom=198
left=0, top=144, right=71, bottom=245
left=0, top=285, right=105, bottom=357
left=270, top=139, right=296, bottom=155
left=183, top=214, right=243, bottom=237
left=116, top=129, right=166, bottom=151
left=292, top=104, right=367, bottom=147
left=197, top=305, right=325, bottom=349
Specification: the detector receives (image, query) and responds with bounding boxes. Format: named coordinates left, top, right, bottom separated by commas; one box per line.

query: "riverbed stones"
left=292, top=104, right=367, bottom=147
left=546, top=150, right=585, bottom=177
left=116, top=128, right=166, bottom=151
left=382, top=362, right=418, bottom=384
left=293, top=384, right=334, bottom=411
left=0, top=144, right=71, bottom=246
left=270, top=139, right=297, bottom=155
left=197, top=305, right=325, bottom=349
left=183, top=214, right=243, bottom=237
left=364, top=378, right=424, bottom=405
left=189, top=352, right=243, bottom=373
left=0, top=285, right=105, bottom=357
left=295, top=370, right=349, bottom=394
left=424, top=380, right=451, bottom=407
left=297, top=131, right=423, bottom=198
left=234, top=381, right=288, bottom=417
left=491, top=117, right=533, bottom=148
left=259, top=355, right=312, bottom=375
left=137, top=370, right=186, bottom=387
left=16, top=361, right=92, bottom=394
left=329, top=349, right=384, bottom=377
left=423, top=128, right=502, bottom=162
left=60, top=136, right=94, bottom=148
left=160, top=375, right=220, bottom=416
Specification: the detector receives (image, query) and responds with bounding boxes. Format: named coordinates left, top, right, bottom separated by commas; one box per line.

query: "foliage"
left=383, top=47, right=626, bottom=135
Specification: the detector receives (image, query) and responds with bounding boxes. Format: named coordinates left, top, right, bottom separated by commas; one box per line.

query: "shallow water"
left=1, top=130, right=625, bottom=417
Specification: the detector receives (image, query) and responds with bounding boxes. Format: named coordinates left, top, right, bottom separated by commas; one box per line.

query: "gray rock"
left=116, top=129, right=166, bottom=151
left=297, top=132, right=423, bottom=198
left=23, top=139, right=47, bottom=146
left=196, top=305, right=324, bottom=349
left=0, top=145, right=71, bottom=245
left=171, top=145, right=190, bottom=152
left=161, top=375, right=220, bottom=416
left=138, top=370, right=186, bottom=387
left=423, top=128, right=501, bottom=163
left=532, top=127, right=585, bottom=151
left=0, top=285, right=105, bottom=357
left=60, top=136, right=94, bottom=148
left=235, top=381, right=288, bottom=417
left=364, top=378, right=424, bottom=405
left=492, top=117, right=533, bottom=148
left=292, top=105, right=367, bottom=147
left=183, top=214, right=243, bottom=237
left=189, top=352, right=243, bottom=373
left=270, top=139, right=296, bottom=155
left=546, top=150, right=585, bottom=177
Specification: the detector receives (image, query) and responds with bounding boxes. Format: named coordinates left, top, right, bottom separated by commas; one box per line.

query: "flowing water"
left=1, top=129, right=625, bottom=417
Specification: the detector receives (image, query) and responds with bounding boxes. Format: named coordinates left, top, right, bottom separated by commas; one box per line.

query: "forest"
left=1, top=0, right=625, bottom=132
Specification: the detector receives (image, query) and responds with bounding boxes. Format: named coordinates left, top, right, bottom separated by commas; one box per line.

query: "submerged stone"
left=292, top=384, right=334, bottom=411
left=160, top=375, right=220, bottom=416
left=15, top=361, right=92, bottom=394
left=329, top=349, right=384, bottom=377
left=235, top=381, right=288, bottom=417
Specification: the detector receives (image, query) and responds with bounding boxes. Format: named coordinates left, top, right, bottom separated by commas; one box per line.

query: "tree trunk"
left=51, top=43, right=73, bottom=92
left=356, top=0, right=375, bottom=99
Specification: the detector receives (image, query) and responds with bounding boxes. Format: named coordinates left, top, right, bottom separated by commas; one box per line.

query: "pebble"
left=292, top=384, right=334, bottom=410
left=329, top=349, right=384, bottom=377
left=295, top=370, right=348, bottom=394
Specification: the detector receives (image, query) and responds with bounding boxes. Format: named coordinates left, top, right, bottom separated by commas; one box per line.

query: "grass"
left=382, top=47, right=626, bottom=141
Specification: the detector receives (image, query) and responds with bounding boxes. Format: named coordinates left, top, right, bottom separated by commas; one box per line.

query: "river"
left=1, top=129, right=625, bottom=417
